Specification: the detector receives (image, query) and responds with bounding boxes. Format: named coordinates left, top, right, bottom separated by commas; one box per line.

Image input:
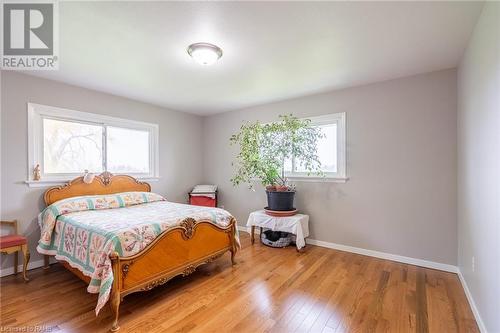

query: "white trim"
left=0, top=258, right=50, bottom=278
left=458, top=270, right=487, bottom=332
left=305, top=238, right=457, bottom=273
left=288, top=176, right=349, bottom=183
left=27, top=103, right=160, bottom=182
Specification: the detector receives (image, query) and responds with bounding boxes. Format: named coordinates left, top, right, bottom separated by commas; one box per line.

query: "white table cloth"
left=246, top=210, right=309, bottom=249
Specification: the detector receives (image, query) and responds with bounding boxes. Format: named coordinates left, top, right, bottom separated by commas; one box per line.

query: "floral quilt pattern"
left=37, top=192, right=239, bottom=315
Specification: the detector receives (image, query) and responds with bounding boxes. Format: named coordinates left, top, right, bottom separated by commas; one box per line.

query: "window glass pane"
left=107, top=126, right=150, bottom=173
left=296, top=123, right=337, bottom=173
left=43, top=118, right=103, bottom=174
left=284, top=157, right=293, bottom=172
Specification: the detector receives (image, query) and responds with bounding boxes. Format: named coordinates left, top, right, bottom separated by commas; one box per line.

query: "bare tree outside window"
left=43, top=118, right=103, bottom=173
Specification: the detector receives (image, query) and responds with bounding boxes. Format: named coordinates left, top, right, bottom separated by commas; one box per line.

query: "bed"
left=37, top=172, right=238, bottom=332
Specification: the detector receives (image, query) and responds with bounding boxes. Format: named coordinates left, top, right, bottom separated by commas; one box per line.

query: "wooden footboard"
left=108, top=217, right=238, bottom=331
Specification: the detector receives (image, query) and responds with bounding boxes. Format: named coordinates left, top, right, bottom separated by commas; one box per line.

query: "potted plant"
left=230, top=114, right=323, bottom=211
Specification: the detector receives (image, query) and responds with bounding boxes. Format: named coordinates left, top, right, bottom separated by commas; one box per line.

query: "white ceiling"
left=27, top=1, right=484, bottom=115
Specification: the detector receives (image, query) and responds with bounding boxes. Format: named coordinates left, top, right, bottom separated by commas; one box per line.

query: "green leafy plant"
left=230, top=114, right=324, bottom=189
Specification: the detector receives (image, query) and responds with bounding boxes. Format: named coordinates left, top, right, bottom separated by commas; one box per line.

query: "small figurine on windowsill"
left=33, top=164, right=41, bottom=181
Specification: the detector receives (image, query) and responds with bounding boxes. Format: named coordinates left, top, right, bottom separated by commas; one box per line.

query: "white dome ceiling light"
left=187, top=42, right=223, bottom=65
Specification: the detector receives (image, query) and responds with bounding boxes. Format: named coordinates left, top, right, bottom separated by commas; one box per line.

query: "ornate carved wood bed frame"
left=42, top=172, right=237, bottom=332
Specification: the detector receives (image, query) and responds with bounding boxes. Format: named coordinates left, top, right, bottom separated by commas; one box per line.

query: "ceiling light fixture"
left=187, top=42, right=223, bottom=65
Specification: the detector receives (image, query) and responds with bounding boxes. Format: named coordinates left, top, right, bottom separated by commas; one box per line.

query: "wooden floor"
left=1, top=233, right=478, bottom=333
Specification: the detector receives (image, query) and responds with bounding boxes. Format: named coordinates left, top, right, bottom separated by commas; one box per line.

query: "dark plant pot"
left=266, top=190, right=295, bottom=211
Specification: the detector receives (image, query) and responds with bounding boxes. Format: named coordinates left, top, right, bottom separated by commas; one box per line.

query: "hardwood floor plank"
left=381, top=263, right=411, bottom=333
left=0, top=233, right=479, bottom=333
left=328, top=255, right=379, bottom=332
left=426, top=269, right=458, bottom=333
left=416, top=270, right=429, bottom=333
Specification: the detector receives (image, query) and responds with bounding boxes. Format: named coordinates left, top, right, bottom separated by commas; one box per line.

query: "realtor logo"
left=1, top=1, right=59, bottom=70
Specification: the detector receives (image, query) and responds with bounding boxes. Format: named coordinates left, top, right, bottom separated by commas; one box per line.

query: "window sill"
left=287, top=176, right=349, bottom=183
left=24, top=177, right=161, bottom=188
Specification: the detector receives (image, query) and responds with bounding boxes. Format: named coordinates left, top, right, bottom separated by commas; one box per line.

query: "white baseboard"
left=238, top=225, right=457, bottom=273
left=0, top=258, right=46, bottom=278
left=457, top=270, right=487, bottom=332
left=306, top=238, right=458, bottom=273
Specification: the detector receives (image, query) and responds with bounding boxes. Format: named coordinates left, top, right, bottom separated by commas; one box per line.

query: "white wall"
left=203, top=69, right=458, bottom=265
left=457, top=2, right=500, bottom=332
left=0, top=71, right=204, bottom=270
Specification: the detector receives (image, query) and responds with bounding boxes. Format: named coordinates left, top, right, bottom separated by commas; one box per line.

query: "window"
left=285, top=112, right=346, bottom=181
left=43, top=118, right=104, bottom=174
left=28, top=103, right=159, bottom=184
left=106, top=126, right=150, bottom=173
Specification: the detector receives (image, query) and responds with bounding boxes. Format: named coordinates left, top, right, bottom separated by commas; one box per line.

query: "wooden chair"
left=0, top=220, right=30, bottom=281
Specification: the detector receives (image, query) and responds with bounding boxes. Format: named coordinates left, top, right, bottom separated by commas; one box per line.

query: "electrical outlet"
left=472, top=256, right=475, bottom=273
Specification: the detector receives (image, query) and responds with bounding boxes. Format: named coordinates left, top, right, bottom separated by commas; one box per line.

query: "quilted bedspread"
left=37, top=192, right=238, bottom=315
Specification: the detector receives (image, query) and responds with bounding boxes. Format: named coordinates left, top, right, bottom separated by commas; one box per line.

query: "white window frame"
left=285, top=112, right=347, bottom=183
left=26, top=103, right=159, bottom=187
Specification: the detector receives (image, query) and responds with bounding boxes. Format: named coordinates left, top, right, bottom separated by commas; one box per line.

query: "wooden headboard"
left=44, top=172, right=151, bottom=206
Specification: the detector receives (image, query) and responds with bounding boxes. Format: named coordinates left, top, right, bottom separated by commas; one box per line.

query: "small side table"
left=246, top=210, right=309, bottom=250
